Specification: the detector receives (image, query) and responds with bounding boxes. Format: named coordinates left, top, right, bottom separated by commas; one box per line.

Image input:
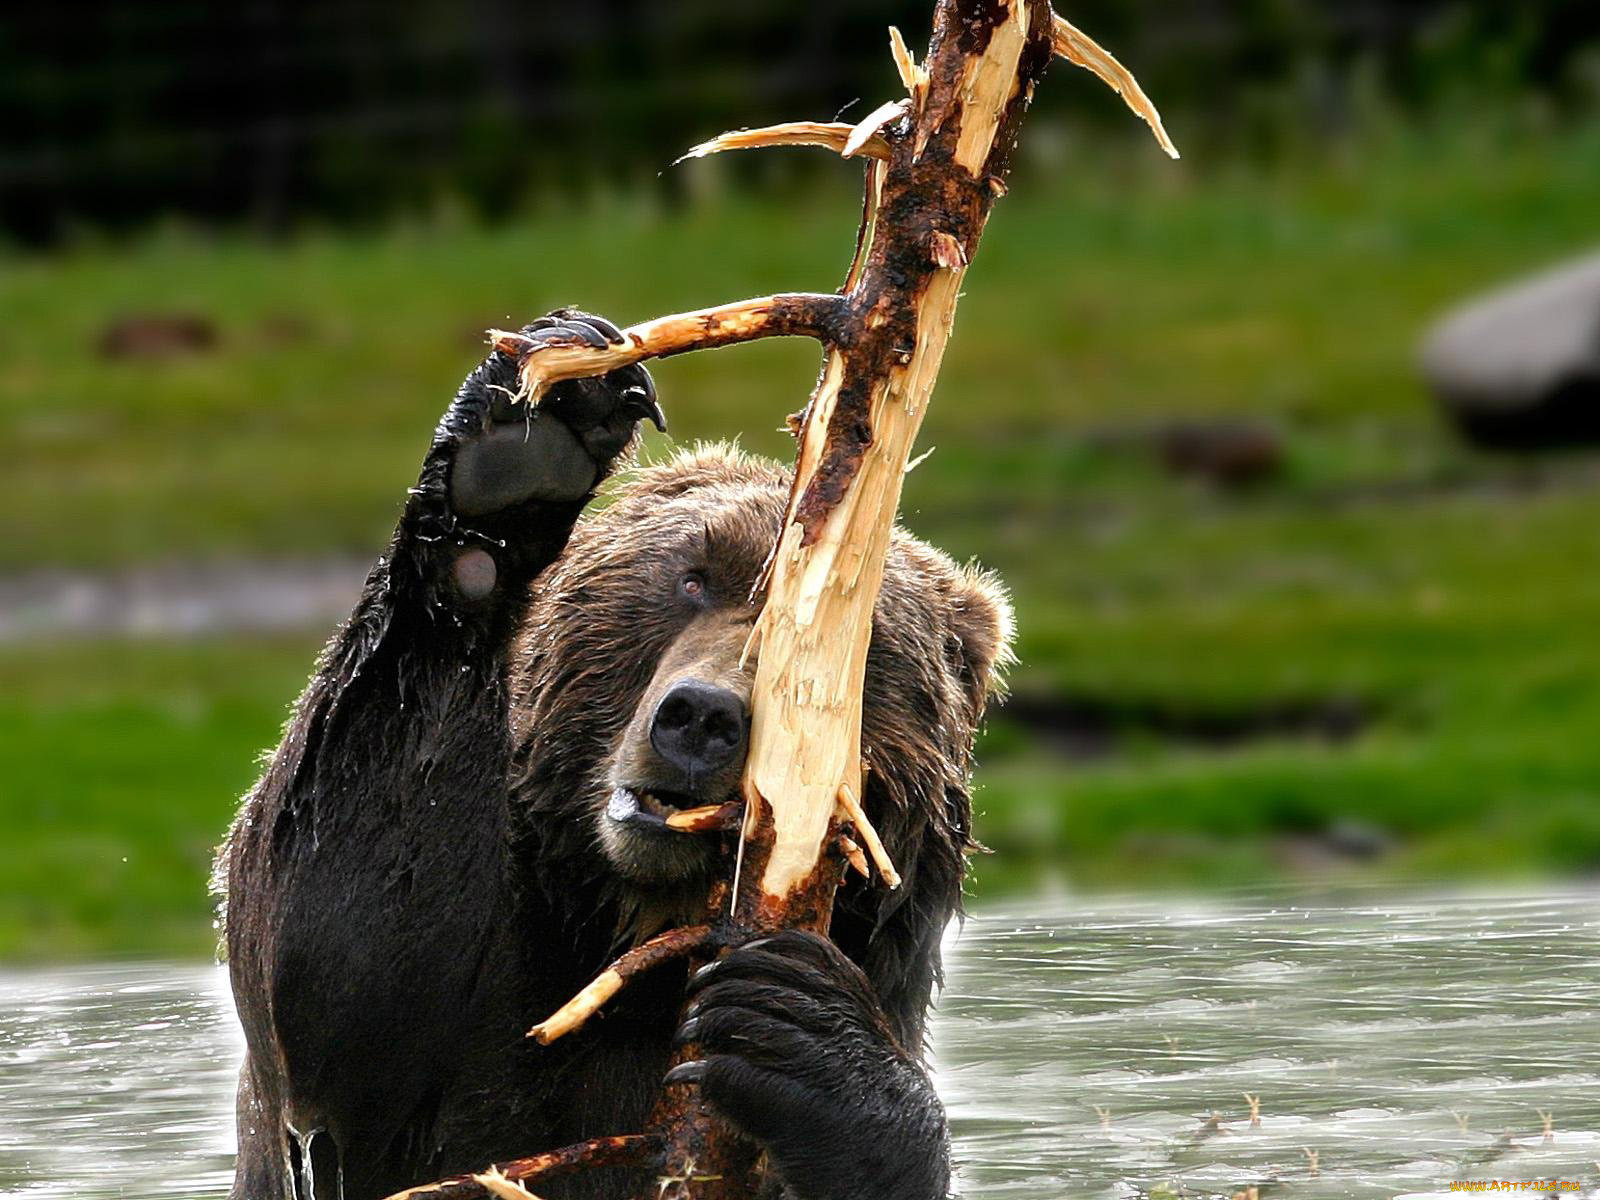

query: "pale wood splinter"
left=490, top=294, right=844, bottom=408
left=382, top=1134, right=661, bottom=1200
left=471, top=1169, right=541, bottom=1200
left=1050, top=13, right=1179, bottom=159
left=664, top=801, right=744, bottom=834
left=527, top=925, right=714, bottom=1045
left=836, top=783, right=900, bottom=889
left=838, top=833, right=870, bottom=879
left=678, top=121, right=891, bottom=164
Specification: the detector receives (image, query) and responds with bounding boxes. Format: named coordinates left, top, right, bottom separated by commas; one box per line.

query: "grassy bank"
left=0, top=639, right=316, bottom=959
left=3, top=118, right=1600, bottom=957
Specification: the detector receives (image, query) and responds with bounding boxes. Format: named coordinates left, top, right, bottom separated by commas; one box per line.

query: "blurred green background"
left=3, top=1, right=1600, bottom=960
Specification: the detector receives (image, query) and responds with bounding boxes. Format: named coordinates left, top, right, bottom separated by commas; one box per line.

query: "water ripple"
left=936, top=889, right=1600, bottom=1199
left=2, top=889, right=1598, bottom=1199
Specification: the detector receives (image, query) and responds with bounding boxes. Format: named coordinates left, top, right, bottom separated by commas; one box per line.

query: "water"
left=2, top=891, right=1597, bottom=1199
left=935, top=890, right=1600, bottom=1199
left=0, top=964, right=240, bottom=1198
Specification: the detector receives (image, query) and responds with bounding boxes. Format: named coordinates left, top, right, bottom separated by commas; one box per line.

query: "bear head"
left=507, top=445, right=1012, bottom=929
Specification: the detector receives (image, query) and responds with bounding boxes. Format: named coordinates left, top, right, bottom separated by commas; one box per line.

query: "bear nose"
left=650, top=680, right=748, bottom=776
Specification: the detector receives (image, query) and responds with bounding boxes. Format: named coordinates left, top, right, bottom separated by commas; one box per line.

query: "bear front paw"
left=666, top=931, right=951, bottom=1200
left=444, top=311, right=662, bottom=518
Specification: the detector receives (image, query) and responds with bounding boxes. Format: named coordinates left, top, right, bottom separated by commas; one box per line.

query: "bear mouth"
left=606, top=786, right=740, bottom=834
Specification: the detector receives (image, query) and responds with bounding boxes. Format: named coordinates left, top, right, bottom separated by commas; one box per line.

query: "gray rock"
left=1421, top=249, right=1600, bottom=448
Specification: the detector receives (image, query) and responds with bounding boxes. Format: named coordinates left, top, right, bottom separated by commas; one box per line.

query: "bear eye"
left=678, top=571, right=708, bottom=603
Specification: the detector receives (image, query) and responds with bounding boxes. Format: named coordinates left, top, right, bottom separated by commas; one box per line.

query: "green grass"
left=4, top=116, right=1600, bottom=956
left=967, top=476, right=1600, bottom=894
left=0, top=638, right=318, bottom=960
left=7, top=118, right=1598, bottom=567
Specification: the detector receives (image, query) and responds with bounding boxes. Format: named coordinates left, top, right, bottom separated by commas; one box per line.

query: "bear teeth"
left=636, top=790, right=672, bottom=818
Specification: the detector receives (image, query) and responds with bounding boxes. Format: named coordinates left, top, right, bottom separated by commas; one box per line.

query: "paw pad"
left=452, top=549, right=498, bottom=599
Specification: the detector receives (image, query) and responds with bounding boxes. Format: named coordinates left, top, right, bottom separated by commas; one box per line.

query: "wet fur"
left=220, top=366, right=1011, bottom=1200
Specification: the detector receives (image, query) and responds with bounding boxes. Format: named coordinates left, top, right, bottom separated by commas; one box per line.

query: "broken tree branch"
left=664, top=800, right=744, bottom=834
left=384, top=1135, right=662, bottom=1200
left=470, top=1169, right=542, bottom=1200
left=729, top=0, right=1050, bottom=940
left=435, top=5, right=1177, bottom=1198
left=527, top=924, right=714, bottom=1045
left=678, top=121, right=892, bottom=163
left=836, top=783, right=900, bottom=889
left=490, top=293, right=846, bottom=405
left=1050, top=13, right=1179, bottom=159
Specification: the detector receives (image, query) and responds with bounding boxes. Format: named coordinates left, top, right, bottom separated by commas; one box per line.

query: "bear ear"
left=625, top=441, right=785, bottom=500
left=946, top=565, right=1016, bottom=717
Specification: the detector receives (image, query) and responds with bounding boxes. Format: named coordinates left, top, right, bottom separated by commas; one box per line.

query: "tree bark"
left=647, top=8, right=1062, bottom=1193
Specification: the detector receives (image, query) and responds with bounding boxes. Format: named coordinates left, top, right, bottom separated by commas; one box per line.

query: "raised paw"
left=665, top=930, right=950, bottom=1200
left=445, top=310, right=662, bottom=518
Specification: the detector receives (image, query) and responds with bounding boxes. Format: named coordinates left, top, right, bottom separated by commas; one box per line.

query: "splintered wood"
left=836, top=783, right=900, bottom=889
left=525, top=925, right=713, bottom=1045
left=678, top=121, right=892, bottom=163
left=470, top=1170, right=541, bottom=1200
left=386, top=5, right=1173, bottom=1199
left=384, top=1135, right=663, bottom=1200
left=489, top=294, right=843, bottom=406
left=1050, top=14, right=1179, bottom=159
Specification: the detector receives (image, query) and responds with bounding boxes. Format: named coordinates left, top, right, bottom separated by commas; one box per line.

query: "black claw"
left=577, top=312, right=626, bottom=342
left=526, top=323, right=602, bottom=350
left=563, top=320, right=611, bottom=349
left=618, top=375, right=665, bottom=432
left=446, top=310, right=658, bottom=516
left=674, top=1016, right=702, bottom=1046
left=664, top=1059, right=708, bottom=1086
left=688, top=958, right=722, bottom=989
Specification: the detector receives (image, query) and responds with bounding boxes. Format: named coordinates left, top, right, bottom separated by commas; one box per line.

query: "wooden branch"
left=887, top=27, right=927, bottom=96
left=382, top=1135, right=662, bottom=1200
left=836, top=783, right=900, bottom=889
left=466, top=6, right=1175, bottom=1198
left=838, top=833, right=870, bottom=878
left=470, top=1169, right=542, bottom=1200
left=737, top=0, right=1051, bottom=919
left=664, top=800, right=744, bottom=834
left=678, top=121, right=891, bottom=163
left=527, top=924, right=714, bottom=1045
left=1050, top=12, right=1179, bottom=159
left=490, top=293, right=846, bottom=405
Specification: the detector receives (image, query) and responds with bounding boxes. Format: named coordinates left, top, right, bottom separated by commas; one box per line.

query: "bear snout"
left=649, top=679, right=749, bottom=776
left=596, top=613, right=757, bottom=883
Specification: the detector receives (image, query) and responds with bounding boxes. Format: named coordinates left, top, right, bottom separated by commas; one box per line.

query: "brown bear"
left=218, top=311, right=1012, bottom=1200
